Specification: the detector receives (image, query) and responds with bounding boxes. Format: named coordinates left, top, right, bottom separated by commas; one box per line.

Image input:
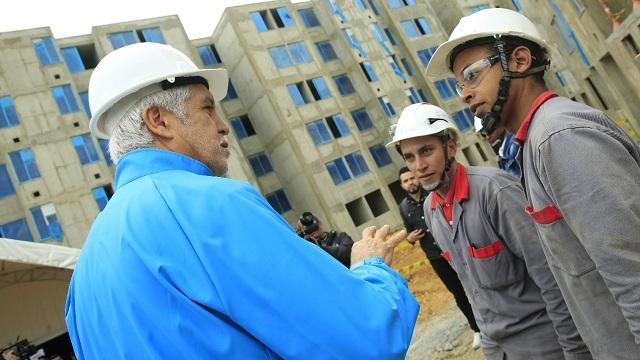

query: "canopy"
left=0, top=238, right=80, bottom=347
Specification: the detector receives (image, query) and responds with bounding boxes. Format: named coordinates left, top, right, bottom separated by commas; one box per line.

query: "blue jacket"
left=65, top=149, right=419, bottom=359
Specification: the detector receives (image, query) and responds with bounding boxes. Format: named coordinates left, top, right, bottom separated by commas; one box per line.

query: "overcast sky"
left=0, top=0, right=307, bottom=39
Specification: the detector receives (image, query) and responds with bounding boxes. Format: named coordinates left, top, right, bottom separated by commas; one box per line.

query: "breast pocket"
left=526, top=204, right=595, bottom=277
left=467, top=240, right=523, bottom=289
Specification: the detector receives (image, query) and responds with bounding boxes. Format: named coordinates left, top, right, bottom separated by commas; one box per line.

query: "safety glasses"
left=455, top=54, right=500, bottom=96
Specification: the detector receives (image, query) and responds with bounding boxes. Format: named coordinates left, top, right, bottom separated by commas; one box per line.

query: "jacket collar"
left=114, top=148, right=214, bottom=190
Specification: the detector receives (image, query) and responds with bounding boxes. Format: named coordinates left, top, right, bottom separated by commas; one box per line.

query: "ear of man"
left=142, top=106, right=177, bottom=144
left=509, top=46, right=534, bottom=74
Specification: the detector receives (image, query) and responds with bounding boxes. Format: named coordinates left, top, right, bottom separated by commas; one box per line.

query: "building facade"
left=1, top=0, right=637, bottom=250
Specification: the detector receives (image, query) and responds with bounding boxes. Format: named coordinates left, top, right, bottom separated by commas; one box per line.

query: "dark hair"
left=398, top=166, right=411, bottom=178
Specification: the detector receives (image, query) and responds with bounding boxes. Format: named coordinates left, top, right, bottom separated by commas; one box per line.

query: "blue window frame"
left=32, top=37, right=60, bottom=65
left=418, top=89, right=428, bottom=102
left=269, top=43, right=312, bottom=68
left=333, top=74, right=355, bottom=96
left=79, top=91, right=91, bottom=118
left=512, top=0, right=523, bottom=11
left=434, top=79, right=455, bottom=99
left=51, top=84, right=80, bottom=114
left=268, top=45, right=293, bottom=68
left=288, top=42, right=312, bottom=64
left=470, top=4, right=490, bottom=13
left=266, top=189, right=292, bottom=214
left=400, top=20, right=420, bottom=38
left=326, top=158, right=352, bottom=185
left=406, top=88, right=420, bottom=104
left=326, top=114, right=350, bottom=138
left=307, top=119, right=333, bottom=145
left=0, top=165, right=16, bottom=199
left=351, top=108, right=373, bottom=131
left=109, top=31, right=137, bottom=50
left=368, top=0, right=381, bottom=15
left=224, top=80, right=238, bottom=101
left=251, top=11, right=270, bottom=32
left=230, top=115, right=256, bottom=139
left=378, top=96, right=396, bottom=117
left=0, top=95, right=20, bottom=128
left=315, top=41, right=338, bottom=62
left=309, top=77, right=331, bottom=99
left=248, top=152, right=274, bottom=177
left=342, top=29, right=367, bottom=56
left=71, top=134, right=100, bottom=165
left=9, top=148, right=40, bottom=183
left=369, top=144, right=392, bottom=167
left=197, top=45, right=222, bottom=65
left=298, top=8, right=320, bottom=28
left=345, top=151, right=370, bottom=177
left=274, top=7, right=295, bottom=28
left=355, top=0, right=367, bottom=11
left=92, top=186, right=109, bottom=211
left=452, top=109, right=474, bottom=132
left=388, top=0, right=403, bottom=8
left=384, top=28, right=397, bottom=45
left=400, top=58, right=413, bottom=76
left=416, top=18, right=432, bottom=35
left=359, top=62, right=378, bottom=82
left=61, top=47, right=85, bottom=73
left=548, top=0, right=589, bottom=66
left=416, top=47, right=437, bottom=67
left=288, top=83, right=307, bottom=106
left=139, top=27, right=165, bottom=44
left=30, top=204, right=63, bottom=241
left=0, top=219, right=33, bottom=242
left=555, top=71, right=567, bottom=86
left=98, top=139, right=112, bottom=166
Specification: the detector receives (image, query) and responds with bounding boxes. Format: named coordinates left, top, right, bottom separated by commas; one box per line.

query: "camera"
left=298, top=212, right=319, bottom=236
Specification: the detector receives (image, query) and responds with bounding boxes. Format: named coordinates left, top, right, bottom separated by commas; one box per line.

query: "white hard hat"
left=425, top=8, right=548, bottom=77
left=386, top=103, right=457, bottom=147
left=89, top=42, right=228, bottom=139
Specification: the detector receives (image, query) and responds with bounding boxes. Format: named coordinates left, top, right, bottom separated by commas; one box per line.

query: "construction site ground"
left=391, top=238, right=483, bottom=360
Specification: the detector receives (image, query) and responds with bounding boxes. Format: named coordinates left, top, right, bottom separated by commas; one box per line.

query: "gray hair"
left=108, top=86, right=192, bottom=164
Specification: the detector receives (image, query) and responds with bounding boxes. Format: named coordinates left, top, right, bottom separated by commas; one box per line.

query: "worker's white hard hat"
left=425, top=8, right=548, bottom=77
left=88, top=42, right=228, bottom=139
left=386, top=103, right=458, bottom=147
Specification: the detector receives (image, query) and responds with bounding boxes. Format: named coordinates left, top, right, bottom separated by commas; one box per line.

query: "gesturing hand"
left=351, top=225, right=407, bottom=266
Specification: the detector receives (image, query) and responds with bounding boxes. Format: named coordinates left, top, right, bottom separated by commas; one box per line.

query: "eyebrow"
left=202, top=96, right=216, bottom=109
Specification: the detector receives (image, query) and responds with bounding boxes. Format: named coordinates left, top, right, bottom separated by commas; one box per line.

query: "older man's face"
left=173, top=84, right=230, bottom=175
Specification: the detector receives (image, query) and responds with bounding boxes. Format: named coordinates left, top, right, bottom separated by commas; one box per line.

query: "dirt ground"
left=390, top=238, right=484, bottom=360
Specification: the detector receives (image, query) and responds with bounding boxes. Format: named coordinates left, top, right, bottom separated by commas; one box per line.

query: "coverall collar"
left=514, top=90, right=558, bottom=144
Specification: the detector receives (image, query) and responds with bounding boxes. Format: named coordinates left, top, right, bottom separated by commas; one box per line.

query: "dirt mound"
left=390, top=239, right=453, bottom=321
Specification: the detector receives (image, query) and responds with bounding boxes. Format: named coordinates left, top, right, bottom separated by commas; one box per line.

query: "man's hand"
left=406, top=229, right=424, bottom=244
left=351, top=225, right=407, bottom=266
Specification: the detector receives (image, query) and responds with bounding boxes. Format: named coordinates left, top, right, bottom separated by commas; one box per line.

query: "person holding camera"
left=297, top=212, right=353, bottom=267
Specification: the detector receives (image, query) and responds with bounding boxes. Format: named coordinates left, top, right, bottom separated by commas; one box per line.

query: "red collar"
left=514, top=91, right=558, bottom=144
left=430, top=163, right=469, bottom=210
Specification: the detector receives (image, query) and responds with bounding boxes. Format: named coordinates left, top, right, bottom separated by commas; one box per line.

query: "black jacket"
left=399, top=193, right=442, bottom=260
left=307, top=230, right=353, bottom=267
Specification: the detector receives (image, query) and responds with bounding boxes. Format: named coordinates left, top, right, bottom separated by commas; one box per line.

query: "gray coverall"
left=424, top=165, right=591, bottom=360
left=516, top=93, right=640, bottom=359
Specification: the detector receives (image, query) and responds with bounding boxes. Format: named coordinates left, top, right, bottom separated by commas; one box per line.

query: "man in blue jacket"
left=64, top=42, right=419, bottom=359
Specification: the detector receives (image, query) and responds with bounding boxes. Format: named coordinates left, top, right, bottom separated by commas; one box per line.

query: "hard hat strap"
left=480, top=36, right=511, bottom=135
